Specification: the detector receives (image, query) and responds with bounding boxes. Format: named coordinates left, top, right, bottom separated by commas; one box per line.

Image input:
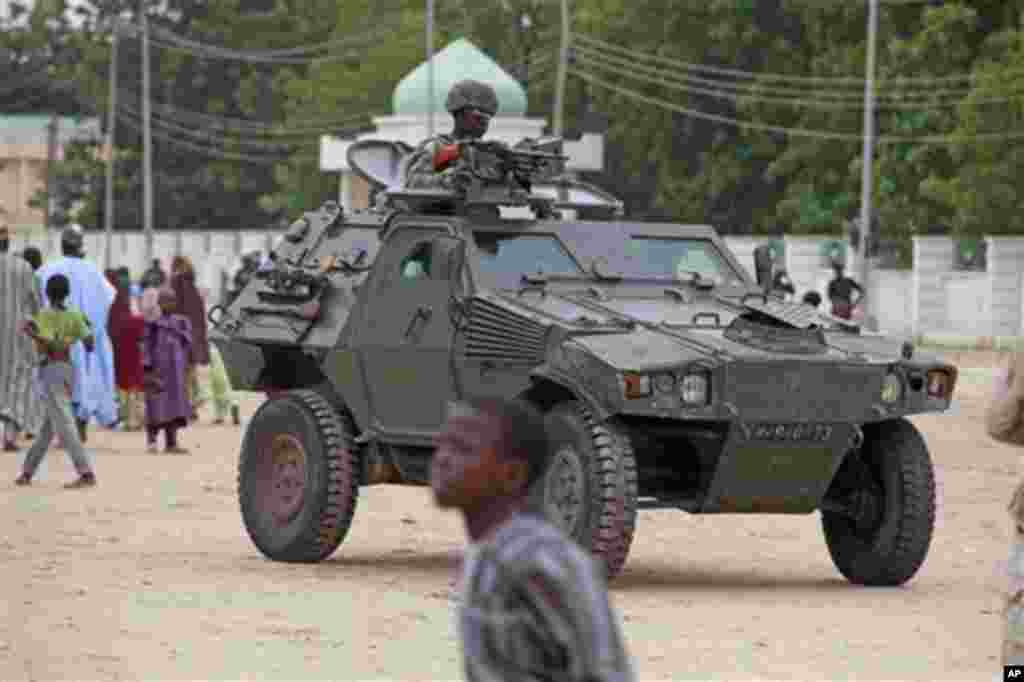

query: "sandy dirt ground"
left=0, top=352, right=1015, bottom=681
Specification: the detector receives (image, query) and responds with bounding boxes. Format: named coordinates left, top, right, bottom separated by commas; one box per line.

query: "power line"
left=571, top=42, right=989, bottom=102
left=147, top=23, right=415, bottom=64
left=569, top=66, right=1024, bottom=144
left=573, top=31, right=867, bottom=86
left=149, top=15, right=405, bottom=59
left=117, top=111, right=317, bottom=164
left=572, top=30, right=1016, bottom=88
left=118, top=100, right=318, bottom=151
left=572, top=45, right=1024, bottom=111
left=110, top=85, right=377, bottom=135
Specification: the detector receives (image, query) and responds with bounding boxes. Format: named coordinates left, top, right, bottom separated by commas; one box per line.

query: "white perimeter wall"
left=9, top=229, right=1022, bottom=343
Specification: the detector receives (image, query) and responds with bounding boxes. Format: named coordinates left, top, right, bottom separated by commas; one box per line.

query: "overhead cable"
left=148, top=16, right=403, bottom=58
left=571, top=42, right=992, bottom=102
left=111, top=85, right=376, bottom=135
left=147, top=24, right=415, bottom=64
left=117, top=111, right=317, bottom=164
left=119, top=101, right=316, bottom=151
left=572, top=46, right=1023, bottom=111
left=568, top=67, right=1024, bottom=144
left=572, top=30, right=1017, bottom=87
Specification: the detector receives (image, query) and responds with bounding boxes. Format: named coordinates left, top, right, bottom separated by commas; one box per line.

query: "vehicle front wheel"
left=238, top=389, right=361, bottom=562
left=533, top=401, right=638, bottom=579
left=821, top=417, right=936, bottom=586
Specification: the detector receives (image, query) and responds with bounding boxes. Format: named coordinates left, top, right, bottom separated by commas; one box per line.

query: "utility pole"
left=140, top=0, right=154, bottom=262
left=553, top=0, right=569, bottom=137
left=426, top=0, right=435, bottom=138
left=519, top=12, right=533, bottom=90
left=45, top=114, right=58, bottom=231
left=104, top=23, right=119, bottom=270
left=857, top=0, right=879, bottom=323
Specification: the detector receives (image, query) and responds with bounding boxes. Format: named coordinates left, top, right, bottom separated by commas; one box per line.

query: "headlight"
left=621, top=372, right=651, bottom=399
left=680, top=371, right=710, bottom=405
left=653, top=372, right=676, bottom=393
left=881, top=373, right=902, bottom=403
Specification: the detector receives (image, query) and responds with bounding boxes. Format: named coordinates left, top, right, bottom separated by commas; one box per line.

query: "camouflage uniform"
left=985, top=352, right=1024, bottom=664
left=404, top=133, right=460, bottom=190
left=404, top=79, right=499, bottom=191
left=458, top=511, right=635, bottom=682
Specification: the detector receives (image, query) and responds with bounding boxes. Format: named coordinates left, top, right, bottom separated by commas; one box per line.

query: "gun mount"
left=345, top=137, right=624, bottom=218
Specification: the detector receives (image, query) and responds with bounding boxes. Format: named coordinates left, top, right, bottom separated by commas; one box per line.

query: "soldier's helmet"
left=61, top=223, right=85, bottom=253
left=445, top=80, right=499, bottom=116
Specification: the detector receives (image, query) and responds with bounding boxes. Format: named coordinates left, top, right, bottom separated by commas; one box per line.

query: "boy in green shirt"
left=15, top=273, right=97, bottom=489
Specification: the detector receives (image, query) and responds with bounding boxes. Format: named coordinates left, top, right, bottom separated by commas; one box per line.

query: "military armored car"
left=210, top=137, right=956, bottom=585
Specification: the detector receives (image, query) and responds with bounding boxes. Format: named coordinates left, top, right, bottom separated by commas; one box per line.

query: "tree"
left=924, top=20, right=1024, bottom=236
left=22, top=0, right=352, bottom=232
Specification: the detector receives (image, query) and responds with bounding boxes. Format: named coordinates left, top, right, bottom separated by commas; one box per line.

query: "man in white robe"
left=36, top=225, right=118, bottom=440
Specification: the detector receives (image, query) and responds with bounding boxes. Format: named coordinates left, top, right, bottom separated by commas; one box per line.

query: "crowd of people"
left=0, top=220, right=240, bottom=488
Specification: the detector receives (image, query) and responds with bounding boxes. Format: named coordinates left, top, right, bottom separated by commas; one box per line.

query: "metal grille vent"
left=724, top=316, right=827, bottom=355
left=733, top=295, right=821, bottom=329
left=463, top=297, right=548, bottom=363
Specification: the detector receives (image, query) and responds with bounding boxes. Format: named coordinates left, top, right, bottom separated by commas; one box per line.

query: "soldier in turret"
left=404, top=79, right=499, bottom=191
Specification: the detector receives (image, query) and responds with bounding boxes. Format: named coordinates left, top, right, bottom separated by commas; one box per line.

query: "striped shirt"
left=0, top=252, right=41, bottom=430
left=458, top=511, right=635, bottom=682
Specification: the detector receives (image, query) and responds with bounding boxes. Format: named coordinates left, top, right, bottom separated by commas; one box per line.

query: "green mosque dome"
left=392, top=38, right=527, bottom=117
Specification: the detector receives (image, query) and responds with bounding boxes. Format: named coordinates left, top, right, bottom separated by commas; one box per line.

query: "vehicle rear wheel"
left=534, top=401, right=638, bottom=579
left=821, top=417, right=936, bottom=586
left=238, top=389, right=361, bottom=562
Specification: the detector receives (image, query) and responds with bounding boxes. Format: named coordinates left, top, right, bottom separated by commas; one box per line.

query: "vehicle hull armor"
left=211, top=144, right=954, bottom=584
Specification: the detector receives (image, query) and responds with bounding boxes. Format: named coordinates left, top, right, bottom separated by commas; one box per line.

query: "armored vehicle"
left=210, top=137, right=957, bottom=585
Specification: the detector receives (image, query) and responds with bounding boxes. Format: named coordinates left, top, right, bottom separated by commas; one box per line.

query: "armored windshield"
left=623, top=237, right=744, bottom=286
left=471, top=231, right=584, bottom=289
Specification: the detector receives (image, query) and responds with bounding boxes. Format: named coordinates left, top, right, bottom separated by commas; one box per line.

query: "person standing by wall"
left=142, top=288, right=193, bottom=454
left=431, top=396, right=635, bottom=682
left=35, top=225, right=118, bottom=441
left=0, top=220, right=41, bottom=451
left=826, top=260, right=865, bottom=320
left=15, top=274, right=97, bottom=489
left=108, top=273, right=146, bottom=431
left=198, top=286, right=240, bottom=426
left=170, top=256, right=209, bottom=421
left=140, top=258, right=166, bottom=290
left=16, top=245, right=45, bottom=440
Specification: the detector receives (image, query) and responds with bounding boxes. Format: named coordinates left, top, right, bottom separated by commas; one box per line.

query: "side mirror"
left=753, top=244, right=774, bottom=290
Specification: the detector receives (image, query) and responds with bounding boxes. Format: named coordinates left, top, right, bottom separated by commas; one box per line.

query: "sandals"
left=15, top=473, right=97, bottom=488
left=64, top=473, right=97, bottom=489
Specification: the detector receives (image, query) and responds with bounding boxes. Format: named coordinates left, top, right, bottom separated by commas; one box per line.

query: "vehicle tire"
left=821, top=417, right=936, bottom=586
left=534, top=401, right=638, bottom=579
left=238, top=389, right=361, bottom=562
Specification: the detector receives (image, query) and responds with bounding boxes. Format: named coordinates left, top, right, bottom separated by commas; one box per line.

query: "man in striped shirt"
left=431, top=396, right=635, bottom=682
left=0, top=217, right=41, bottom=451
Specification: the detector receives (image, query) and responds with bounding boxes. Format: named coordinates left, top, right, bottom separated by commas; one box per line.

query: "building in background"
left=319, top=38, right=606, bottom=211
left=0, top=114, right=100, bottom=239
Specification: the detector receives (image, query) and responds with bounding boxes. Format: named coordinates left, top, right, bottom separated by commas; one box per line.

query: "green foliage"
left=571, top=0, right=1024, bottom=250
left=924, top=21, right=1024, bottom=235
left=9, top=0, right=1024, bottom=244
